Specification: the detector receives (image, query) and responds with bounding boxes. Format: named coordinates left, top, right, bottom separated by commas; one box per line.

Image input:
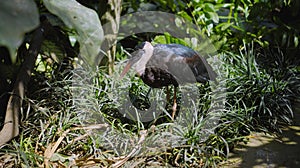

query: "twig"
left=43, top=124, right=109, bottom=168
left=111, top=130, right=148, bottom=168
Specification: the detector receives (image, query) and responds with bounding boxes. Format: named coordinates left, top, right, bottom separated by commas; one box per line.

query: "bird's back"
left=154, top=44, right=198, bottom=58
left=147, top=44, right=216, bottom=84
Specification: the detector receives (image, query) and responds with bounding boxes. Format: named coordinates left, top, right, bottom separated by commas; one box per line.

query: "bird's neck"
left=135, top=45, right=154, bottom=76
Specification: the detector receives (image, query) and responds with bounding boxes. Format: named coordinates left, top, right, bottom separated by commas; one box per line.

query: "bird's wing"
left=147, top=46, right=196, bottom=84
left=154, top=44, right=198, bottom=58
left=150, top=44, right=217, bottom=83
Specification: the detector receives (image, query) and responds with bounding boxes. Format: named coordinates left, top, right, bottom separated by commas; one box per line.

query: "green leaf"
left=216, top=22, right=232, bottom=31
left=0, top=0, right=39, bottom=63
left=43, top=0, right=104, bottom=67
left=204, top=3, right=216, bottom=12
left=207, top=12, right=219, bottom=23
left=177, top=11, right=193, bottom=22
left=294, top=36, right=299, bottom=47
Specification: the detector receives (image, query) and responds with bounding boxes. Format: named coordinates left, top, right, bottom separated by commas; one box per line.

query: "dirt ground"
left=220, top=102, right=300, bottom=168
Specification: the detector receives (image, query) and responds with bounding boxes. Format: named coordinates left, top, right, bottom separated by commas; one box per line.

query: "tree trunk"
left=103, top=0, right=122, bottom=75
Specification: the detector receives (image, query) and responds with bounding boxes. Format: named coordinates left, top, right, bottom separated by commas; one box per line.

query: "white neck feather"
left=135, top=42, right=154, bottom=75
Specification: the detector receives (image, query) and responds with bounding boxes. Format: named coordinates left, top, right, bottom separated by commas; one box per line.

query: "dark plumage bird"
left=120, top=41, right=217, bottom=119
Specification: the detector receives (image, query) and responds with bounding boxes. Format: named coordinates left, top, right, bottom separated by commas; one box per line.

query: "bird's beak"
left=119, top=50, right=143, bottom=79
left=119, top=61, right=133, bottom=79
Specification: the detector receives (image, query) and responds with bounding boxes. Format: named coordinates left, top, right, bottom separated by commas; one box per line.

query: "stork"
left=120, top=41, right=216, bottom=119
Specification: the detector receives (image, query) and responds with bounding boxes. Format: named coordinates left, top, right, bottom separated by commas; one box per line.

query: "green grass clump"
left=0, top=42, right=298, bottom=167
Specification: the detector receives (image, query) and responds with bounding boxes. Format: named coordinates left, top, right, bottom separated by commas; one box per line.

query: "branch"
left=104, top=0, right=122, bottom=75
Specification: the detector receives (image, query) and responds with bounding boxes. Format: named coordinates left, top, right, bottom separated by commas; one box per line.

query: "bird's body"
left=122, top=42, right=216, bottom=85
left=120, top=41, right=216, bottom=119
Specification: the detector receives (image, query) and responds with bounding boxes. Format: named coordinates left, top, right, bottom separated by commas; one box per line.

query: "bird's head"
left=120, top=41, right=154, bottom=78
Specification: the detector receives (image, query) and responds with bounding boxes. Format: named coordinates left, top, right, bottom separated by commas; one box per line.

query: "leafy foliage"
left=0, top=0, right=39, bottom=63
left=224, top=43, right=295, bottom=133
left=43, top=0, right=104, bottom=67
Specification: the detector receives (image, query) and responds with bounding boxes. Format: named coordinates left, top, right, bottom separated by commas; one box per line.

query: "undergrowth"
left=0, top=43, right=299, bottom=167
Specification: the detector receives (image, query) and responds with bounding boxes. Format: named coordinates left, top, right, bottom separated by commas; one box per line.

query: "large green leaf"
left=0, top=0, right=39, bottom=63
left=43, top=0, right=104, bottom=67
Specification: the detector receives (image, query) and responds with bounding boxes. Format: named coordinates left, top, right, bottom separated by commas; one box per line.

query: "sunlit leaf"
left=0, top=0, right=39, bottom=63
left=204, top=3, right=216, bottom=13
left=216, top=22, right=232, bottom=31
left=207, top=12, right=219, bottom=23
left=294, top=36, right=299, bottom=47
left=43, top=0, right=104, bottom=67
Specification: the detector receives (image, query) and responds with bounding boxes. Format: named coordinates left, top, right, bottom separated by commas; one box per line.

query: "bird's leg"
left=171, top=87, right=177, bottom=120
left=146, top=88, right=152, bottom=97
left=166, top=86, right=170, bottom=103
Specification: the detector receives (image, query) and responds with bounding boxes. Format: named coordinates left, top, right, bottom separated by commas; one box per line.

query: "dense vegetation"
left=0, top=0, right=299, bottom=167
